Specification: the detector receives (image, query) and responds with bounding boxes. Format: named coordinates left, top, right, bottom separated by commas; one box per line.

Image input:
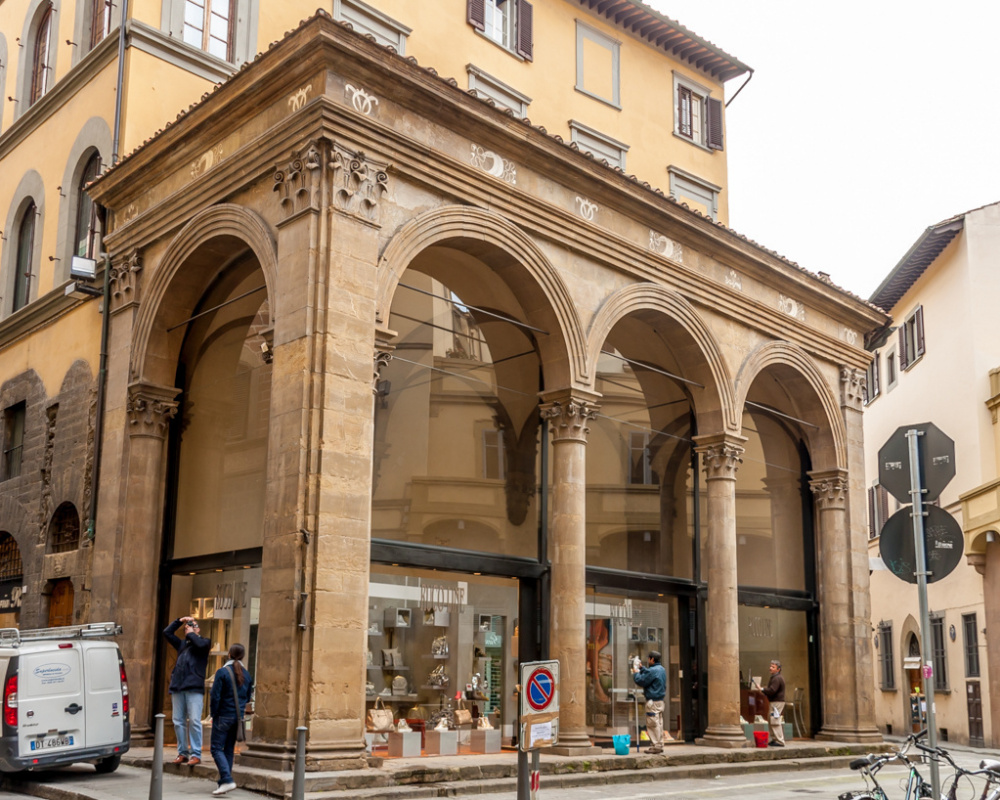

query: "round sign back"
left=878, top=504, right=963, bottom=584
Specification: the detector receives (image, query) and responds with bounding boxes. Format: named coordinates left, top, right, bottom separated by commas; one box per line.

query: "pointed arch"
left=376, top=205, right=586, bottom=390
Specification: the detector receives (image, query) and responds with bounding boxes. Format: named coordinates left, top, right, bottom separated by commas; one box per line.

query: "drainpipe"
left=724, top=69, right=753, bottom=108
left=111, top=0, right=129, bottom=164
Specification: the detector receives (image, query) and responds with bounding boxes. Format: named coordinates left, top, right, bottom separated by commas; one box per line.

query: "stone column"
left=118, top=382, right=179, bottom=740
left=813, top=367, right=880, bottom=742
left=693, top=432, right=748, bottom=748
left=540, top=390, right=601, bottom=756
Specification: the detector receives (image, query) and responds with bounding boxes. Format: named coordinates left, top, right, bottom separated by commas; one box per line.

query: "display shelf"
left=369, top=694, right=419, bottom=703
left=421, top=653, right=450, bottom=659
left=369, top=665, right=410, bottom=671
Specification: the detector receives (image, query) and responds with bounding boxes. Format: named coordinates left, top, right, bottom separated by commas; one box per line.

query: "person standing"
left=759, top=659, right=786, bottom=747
left=163, top=615, right=211, bottom=765
left=209, top=643, right=254, bottom=796
left=632, top=650, right=667, bottom=754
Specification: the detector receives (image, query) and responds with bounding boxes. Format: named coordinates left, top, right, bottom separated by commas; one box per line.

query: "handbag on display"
left=365, top=681, right=376, bottom=696
left=428, top=664, right=450, bottom=687
left=454, top=698, right=472, bottom=726
left=382, top=647, right=402, bottom=667
left=396, top=718, right=412, bottom=733
left=366, top=697, right=395, bottom=732
left=431, top=636, right=449, bottom=657
left=476, top=714, right=493, bottom=730
left=391, top=674, right=408, bottom=696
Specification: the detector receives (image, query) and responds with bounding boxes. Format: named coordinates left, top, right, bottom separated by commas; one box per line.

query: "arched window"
left=14, top=203, right=36, bottom=312
left=30, top=5, right=53, bottom=106
left=89, top=0, right=113, bottom=49
left=75, top=153, right=102, bottom=259
left=48, top=502, right=81, bottom=554
left=0, top=534, right=23, bottom=582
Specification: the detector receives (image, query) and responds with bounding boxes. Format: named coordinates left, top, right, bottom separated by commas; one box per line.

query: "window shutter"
left=867, top=487, right=876, bottom=538
left=706, top=97, right=724, bottom=150
left=467, top=0, right=485, bottom=31
left=873, top=352, right=880, bottom=397
left=677, top=85, right=692, bottom=137
left=914, top=305, right=925, bottom=357
left=515, top=0, right=533, bottom=60
left=878, top=486, right=889, bottom=532
left=898, top=324, right=909, bottom=369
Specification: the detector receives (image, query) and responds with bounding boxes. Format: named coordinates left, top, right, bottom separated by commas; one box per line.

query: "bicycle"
left=839, top=730, right=934, bottom=800
left=915, top=743, right=1000, bottom=800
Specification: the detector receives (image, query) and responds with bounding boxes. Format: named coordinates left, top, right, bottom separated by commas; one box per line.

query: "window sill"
left=902, top=354, right=924, bottom=372
left=573, top=85, right=621, bottom=111
left=879, top=687, right=898, bottom=693
left=473, top=29, right=526, bottom=62
left=672, top=131, right=715, bottom=153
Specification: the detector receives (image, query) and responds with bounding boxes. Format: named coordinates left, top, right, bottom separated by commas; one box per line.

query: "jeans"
left=210, top=717, right=238, bottom=785
left=171, top=689, right=204, bottom=758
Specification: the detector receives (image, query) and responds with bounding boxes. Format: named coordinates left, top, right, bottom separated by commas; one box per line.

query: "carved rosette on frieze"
left=126, top=386, right=179, bottom=439
left=697, top=441, right=745, bottom=481
left=109, top=249, right=142, bottom=312
left=329, top=146, right=389, bottom=225
left=809, top=472, right=849, bottom=511
left=540, top=398, right=599, bottom=444
left=273, top=141, right=323, bottom=219
left=840, top=366, right=866, bottom=411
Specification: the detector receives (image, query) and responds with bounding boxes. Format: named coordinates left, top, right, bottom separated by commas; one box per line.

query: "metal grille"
left=0, top=535, right=23, bottom=582
left=48, top=503, right=81, bottom=554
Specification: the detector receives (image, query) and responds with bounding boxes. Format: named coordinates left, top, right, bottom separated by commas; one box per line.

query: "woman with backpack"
left=208, top=643, right=254, bottom=796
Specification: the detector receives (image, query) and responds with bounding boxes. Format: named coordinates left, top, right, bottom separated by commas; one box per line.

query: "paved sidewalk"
left=0, top=739, right=892, bottom=800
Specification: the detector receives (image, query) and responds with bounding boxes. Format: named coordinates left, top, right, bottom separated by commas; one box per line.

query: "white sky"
left=646, top=0, right=1000, bottom=300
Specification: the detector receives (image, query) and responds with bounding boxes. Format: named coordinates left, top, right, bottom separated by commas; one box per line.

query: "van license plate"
left=30, top=735, right=74, bottom=750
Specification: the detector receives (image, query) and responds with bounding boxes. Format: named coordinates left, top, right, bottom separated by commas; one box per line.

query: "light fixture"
left=987, top=531, right=997, bottom=544
left=64, top=281, right=102, bottom=300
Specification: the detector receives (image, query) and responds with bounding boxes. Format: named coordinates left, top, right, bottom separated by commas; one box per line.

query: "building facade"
left=864, top=201, right=1000, bottom=748
left=2, top=0, right=883, bottom=772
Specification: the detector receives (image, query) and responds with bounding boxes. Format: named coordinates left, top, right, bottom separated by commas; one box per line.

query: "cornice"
left=0, top=273, right=106, bottom=354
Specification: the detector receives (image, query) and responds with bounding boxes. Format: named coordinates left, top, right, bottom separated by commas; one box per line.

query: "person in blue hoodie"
left=163, top=616, right=211, bottom=765
left=209, top=643, right=254, bottom=796
left=632, top=650, right=667, bottom=754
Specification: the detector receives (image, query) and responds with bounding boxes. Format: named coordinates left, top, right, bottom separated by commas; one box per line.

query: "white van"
left=0, top=622, right=129, bottom=773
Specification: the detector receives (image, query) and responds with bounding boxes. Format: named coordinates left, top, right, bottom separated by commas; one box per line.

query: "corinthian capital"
left=126, top=383, right=180, bottom=439
left=840, top=366, right=866, bottom=410
left=694, top=433, right=747, bottom=480
left=539, top=391, right=600, bottom=444
left=809, top=469, right=849, bottom=510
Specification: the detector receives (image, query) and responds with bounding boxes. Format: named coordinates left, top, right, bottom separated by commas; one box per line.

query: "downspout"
left=86, top=0, right=127, bottom=540
left=724, top=68, right=753, bottom=108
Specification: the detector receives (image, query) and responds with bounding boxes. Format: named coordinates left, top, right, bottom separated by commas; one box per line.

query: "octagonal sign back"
left=878, top=422, right=955, bottom=504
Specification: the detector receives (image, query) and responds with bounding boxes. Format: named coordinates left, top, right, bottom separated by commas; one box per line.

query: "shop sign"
left=0, top=581, right=22, bottom=612
left=419, top=582, right=467, bottom=610
left=610, top=597, right=633, bottom=628
left=214, top=580, right=249, bottom=620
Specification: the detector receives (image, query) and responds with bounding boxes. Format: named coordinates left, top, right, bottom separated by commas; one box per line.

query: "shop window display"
left=366, top=568, right=517, bottom=756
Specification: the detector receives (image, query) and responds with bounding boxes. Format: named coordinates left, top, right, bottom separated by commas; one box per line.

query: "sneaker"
left=212, top=782, right=237, bottom=795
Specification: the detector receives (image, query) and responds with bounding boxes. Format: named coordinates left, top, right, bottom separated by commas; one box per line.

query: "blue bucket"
left=612, top=734, right=631, bottom=755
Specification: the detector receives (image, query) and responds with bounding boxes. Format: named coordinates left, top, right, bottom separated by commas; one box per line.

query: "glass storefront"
left=366, top=567, right=519, bottom=755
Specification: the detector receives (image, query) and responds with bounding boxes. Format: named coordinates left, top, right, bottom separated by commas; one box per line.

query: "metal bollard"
left=148, top=713, right=165, bottom=800
left=290, top=726, right=307, bottom=800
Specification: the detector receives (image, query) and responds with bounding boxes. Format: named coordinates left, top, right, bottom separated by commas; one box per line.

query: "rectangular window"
left=867, top=483, right=889, bottom=539
left=575, top=22, right=620, bottom=108
left=569, top=120, right=628, bottom=170
left=333, top=0, right=410, bottom=54
left=468, top=0, right=533, bottom=60
left=930, top=613, right=948, bottom=690
left=667, top=166, right=721, bottom=220
left=628, top=431, right=657, bottom=486
left=674, top=73, right=723, bottom=151
left=90, top=0, right=114, bottom=49
left=885, top=347, right=898, bottom=390
left=963, top=613, right=980, bottom=678
left=3, top=403, right=26, bottom=481
left=467, top=65, right=531, bottom=117
left=482, top=429, right=505, bottom=480
left=864, top=351, right=880, bottom=404
left=899, top=305, right=926, bottom=370
left=182, top=0, right=234, bottom=61
left=878, top=621, right=895, bottom=690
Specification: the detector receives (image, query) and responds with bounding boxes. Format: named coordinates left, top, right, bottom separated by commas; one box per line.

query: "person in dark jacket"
left=209, top=643, right=254, bottom=796
left=758, top=659, right=786, bottom=747
left=163, top=616, right=211, bottom=765
left=632, top=650, right=668, bottom=754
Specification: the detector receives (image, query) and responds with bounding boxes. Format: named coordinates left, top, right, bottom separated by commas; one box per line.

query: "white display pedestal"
left=388, top=731, right=422, bottom=757
left=424, top=729, right=458, bottom=755
left=469, top=728, right=501, bottom=754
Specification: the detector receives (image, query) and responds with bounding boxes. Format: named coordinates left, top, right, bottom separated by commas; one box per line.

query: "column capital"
left=840, top=366, right=866, bottom=411
left=693, top=433, right=747, bottom=480
left=126, top=382, right=180, bottom=440
left=539, top=390, right=600, bottom=444
left=109, top=248, right=142, bottom=314
left=809, top=468, right=850, bottom=510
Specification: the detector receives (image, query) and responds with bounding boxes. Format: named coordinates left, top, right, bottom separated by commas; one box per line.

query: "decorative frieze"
left=575, top=196, right=598, bottom=222
left=470, top=145, right=516, bottom=185
left=840, top=366, right=866, bottom=411
left=724, top=269, right=742, bottom=291
left=778, top=294, right=806, bottom=321
left=110, top=249, right=142, bottom=312
left=345, top=83, right=378, bottom=116
left=840, top=326, right=859, bottom=346
left=126, top=386, right=179, bottom=440
left=288, top=84, right=313, bottom=112
left=190, top=145, right=224, bottom=180
left=649, top=231, right=681, bottom=261
left=540, top=397, right=599, bottom=443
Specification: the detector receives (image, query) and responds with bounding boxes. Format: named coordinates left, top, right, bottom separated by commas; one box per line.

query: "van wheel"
left=94, top=755, right=121, bottom=774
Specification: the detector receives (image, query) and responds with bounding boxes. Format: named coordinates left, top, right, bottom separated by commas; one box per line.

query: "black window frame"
left=878, top=620, right=895, bottom=690
left=864, top=351, right=880, bottom=404
left=929, top=612, right=949, bottom=690
left=899, top=305, right=926, bottom=370
left=962, top=612, right=980, bottom=678
left=2, top=403, right=26, bottom=481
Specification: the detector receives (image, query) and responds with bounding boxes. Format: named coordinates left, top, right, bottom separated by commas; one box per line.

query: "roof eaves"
left=869, top=216, right=966, bottom=311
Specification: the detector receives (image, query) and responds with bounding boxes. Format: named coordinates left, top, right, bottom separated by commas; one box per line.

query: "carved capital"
left=809, top=469, right=850, bottom=510
left=840, top=366, right=866, bottom=410
left=694, top=434, right=746, bottom=481
left=374, top=350, right=393, bottom=396
left=126, top=383, right=180, bottom=439
left=329, top=146, right=389, bottom=225
left=109, top=249, right=142, bottom=312
left=273, top=141, right=323, bottom=218
left=540, top=394, right=600, bottom=444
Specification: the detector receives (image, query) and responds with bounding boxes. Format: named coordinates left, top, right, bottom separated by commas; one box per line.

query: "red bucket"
left=753, top=731, right=769, bottom=748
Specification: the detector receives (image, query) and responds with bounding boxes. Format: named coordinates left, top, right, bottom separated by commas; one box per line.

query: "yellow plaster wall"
left=0, top=304, right=101, bottom=395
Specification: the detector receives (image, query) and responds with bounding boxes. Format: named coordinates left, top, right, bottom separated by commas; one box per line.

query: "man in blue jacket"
left=163, top=616, right=211, bottom=765
left=632, top=650, right=667, bottom=754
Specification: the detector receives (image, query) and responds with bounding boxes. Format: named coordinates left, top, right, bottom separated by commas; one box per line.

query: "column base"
left=130, top=726, right=155, bottom=747
left=547, top=731, right=601, bottom=756
left=696, top=725, right=749, bottom=749
left=239, top=740, right=368, bottom=772
left=816, top=725, right=883, bottom=744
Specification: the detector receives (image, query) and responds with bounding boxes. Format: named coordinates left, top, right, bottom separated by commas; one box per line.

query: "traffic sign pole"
left=907, top=429, right=940, bottom=800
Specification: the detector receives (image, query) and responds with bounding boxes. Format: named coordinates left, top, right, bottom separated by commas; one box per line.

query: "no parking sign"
left=519, top=660, right=559, bottom=751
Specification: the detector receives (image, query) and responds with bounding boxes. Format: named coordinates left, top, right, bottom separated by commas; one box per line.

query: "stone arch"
left=0, top=497, right=29, bottom=550
left=586, top=283, right=736, bottom=434
left=376, top=205, right=586, bottom=390
left=130, top=204, right=278, bottom=386
left=734, top=340, right=846, bottom=472
left=15, top=0, right=61, bottom=116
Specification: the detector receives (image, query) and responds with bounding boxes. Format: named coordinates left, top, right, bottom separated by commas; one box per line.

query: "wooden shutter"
left=867, top=487, right=876, bottom=538
left=878, top=486, right=889, bottom=532
left=467, top=0, right=486, bottom=31
left=515, top=0, right=533, bottom=60
left=677, top=85, right=692, bottom=137
left=30, top=7, right=52, bottom=105
left=898, top=322, right=909, bottom=369
left=706, top=97, right=724, bottom=150
left=914, top=305, right=925, bottom=357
